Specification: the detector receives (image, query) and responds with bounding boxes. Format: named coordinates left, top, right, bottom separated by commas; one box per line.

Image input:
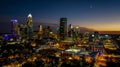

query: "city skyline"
left=1, top=0, right=120, bottom=33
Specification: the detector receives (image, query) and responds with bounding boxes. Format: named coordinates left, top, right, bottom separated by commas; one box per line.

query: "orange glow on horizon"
left=78, top=22, right=120, bottom=31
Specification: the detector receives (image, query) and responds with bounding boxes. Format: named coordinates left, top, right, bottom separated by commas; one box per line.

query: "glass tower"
left=26, top=14, right=33, bottom=39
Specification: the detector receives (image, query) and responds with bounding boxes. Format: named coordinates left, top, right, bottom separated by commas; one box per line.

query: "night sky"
left=0, top=0, right=120, bottom=33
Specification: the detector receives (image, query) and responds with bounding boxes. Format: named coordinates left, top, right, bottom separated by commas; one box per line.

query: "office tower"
left=11, top=19, right=20, bottom=39
left=38, top=25, right=43, bottom=32
left=94, top=31, right=99, bottom=40
left=27, top=13, right=33, bottom=26
left=75, top=26, right=79, bottom=37
left=20, top=24, right=27, bottom=39
left=68, top=24, right=72, bottom=31
left=59, top=18, right=67, bottom=39
left=26, top=13, right=33, bottom=39
left=43, top=26, right=51, bottom=38
left=38, top=25, right=43, bottom=39
left=68, top=24, right=73, bottom=37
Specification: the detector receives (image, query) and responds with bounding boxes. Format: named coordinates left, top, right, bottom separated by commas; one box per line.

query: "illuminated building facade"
left=74, top=26, right=80, bottom=37
left=94, top=31, right=99, bottom=40
left=26, top=14, right=33, bottom=39
left=20, top=24, right=27, bottom=39
left=38, top=25, right=43, bottom=39
left=59, top=18, right=67, bottom=39
left=11, top=19, right=20, bottom=39
left=68, top=24, right=73, bottom=37
left=38, top=25, right=42, bottom=32
left=43, top=26, right=51, bottom=38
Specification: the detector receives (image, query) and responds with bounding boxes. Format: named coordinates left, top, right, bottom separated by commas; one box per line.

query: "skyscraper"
left=59, top=18, right=67, bottom=39
left=43, top=26, right=52, bottom=38
left=27, top=13, right=32, bottom=27
left=26, top=13, right=33, bottom=39
left=38, top=25, right=43, bottom=32
left=38, top=25, right=43, bottom=39
left=11, top=19, right=20, bottom=39
left=68, top=24, right=73, bottom=37
left=94, top=31, right=99, bottom=40
left=19, top=24, right=27, bottom=39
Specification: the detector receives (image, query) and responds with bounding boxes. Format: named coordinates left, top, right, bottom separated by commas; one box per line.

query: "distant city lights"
left=4, top=34, right=9, bottom=40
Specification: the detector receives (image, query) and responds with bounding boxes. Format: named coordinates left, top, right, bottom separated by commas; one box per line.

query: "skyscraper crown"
left=28, top=13, right=32, bottom=18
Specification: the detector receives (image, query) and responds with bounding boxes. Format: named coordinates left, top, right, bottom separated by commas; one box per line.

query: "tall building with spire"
left=26, top=13, right=33, bottom=39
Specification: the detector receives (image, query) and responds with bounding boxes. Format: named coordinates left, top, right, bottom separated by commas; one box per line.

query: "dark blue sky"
left=1, top=0, right=120, bottom=33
